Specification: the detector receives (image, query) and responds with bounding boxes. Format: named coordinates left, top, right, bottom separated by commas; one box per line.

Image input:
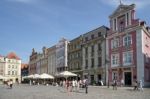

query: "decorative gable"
left=109, top=4, right=135, bottom=18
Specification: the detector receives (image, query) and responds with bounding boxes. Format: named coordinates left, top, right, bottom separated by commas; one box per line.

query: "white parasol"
left=40, top=73, right=54, bottom=79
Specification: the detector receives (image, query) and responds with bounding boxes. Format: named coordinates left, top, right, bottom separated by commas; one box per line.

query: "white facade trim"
left=136, top=29, right=144, bottom=81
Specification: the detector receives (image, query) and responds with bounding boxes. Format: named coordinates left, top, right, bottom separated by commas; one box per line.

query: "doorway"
left=124, top=72, right=132, bottom=85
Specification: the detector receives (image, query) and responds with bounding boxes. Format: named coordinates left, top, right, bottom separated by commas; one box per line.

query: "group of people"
left=111, top=78, right=144, bottom=92
left=4, top=79, right=13, bottom=89
left=59, top=79, right=89, bottom=94
left=133, top=80, right=143, bottom=92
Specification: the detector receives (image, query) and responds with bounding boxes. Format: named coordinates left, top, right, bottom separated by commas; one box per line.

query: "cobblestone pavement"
left=0, top=84, right=150, bottom=99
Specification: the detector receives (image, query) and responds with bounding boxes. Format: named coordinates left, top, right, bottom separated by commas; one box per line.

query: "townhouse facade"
left=68, top=35, right=83, bottom=79
left=106, top=4, right=150, bottom=86
left=82, top=26, right=109, bottom=85
left=47, top=45, right=57, bottom=75
left=29, top=48, right=37, bottom=75
left=40, top=47, right=48, bottom=74
left=0, top=52, right=21, bottom=83
left=27, top=3, right=150, bottom=87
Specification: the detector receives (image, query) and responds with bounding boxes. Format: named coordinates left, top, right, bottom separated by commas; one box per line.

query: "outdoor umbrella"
left=33, top=74, right=40, bottom=79
left=40, top=73, right=54, bottom=85
left=0, top=75, right=5, bottom=79
left=27, top=74, right=34, bottom=79
left=40, top=73, right=54, bottom=79
left=59, top=71, right=77, bottom=80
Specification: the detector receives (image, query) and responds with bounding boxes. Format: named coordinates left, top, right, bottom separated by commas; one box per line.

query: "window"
left=98, top=57, right=102, bottom=67
left=123, top=51, right=132, bottom=65
left=85, top=60, right=88, bottom=69
left=114, top=19, right=117, bottom=31
left=98, top=32, right=101, bottom=37
left=8, top=71, right=10, bottom=75
left=91, top=58, right=94, bottom=68
left=98, top=43, right=101, bottom=51
left=91, top=45, right=94, bottom=52
left=127, top=13, right=129, bottom=26
left=111, top=54, right=119, bottom=67
left=91, top=34, right=94, bottom=39
left=119, top=21, right=125, bottom=32
left=85, top=47, right=88, bottom=56
left=112, top=72, right=118, bottom=80
left=8, top=65, right=11, bottom=68
left=12, top=71, right=14, bottom=75
left=111, top=38, right=119, bottom=49
left=123, top=34, right=132, bottom=46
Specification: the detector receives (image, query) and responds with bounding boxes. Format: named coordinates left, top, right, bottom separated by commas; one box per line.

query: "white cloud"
left=100, top=0, right=150, bottom=9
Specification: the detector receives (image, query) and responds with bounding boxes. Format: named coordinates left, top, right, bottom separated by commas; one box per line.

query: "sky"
left=0, top=0, right=150, bottom=63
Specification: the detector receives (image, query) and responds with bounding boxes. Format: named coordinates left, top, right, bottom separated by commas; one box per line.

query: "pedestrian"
left=121, top=78, right=124, bottom=87
left=9, top=79, right=13, bottom=89
left=85, top=79, right=88, bottom=94
left=77, top=80, right=80, bottom=92
left=113, top=79, right=117, bottom=90
left=139, top=80, right=143, bottom=92
left=133, top=80, right=138, bottom=91
left=100, top=80, right=104, bottom=86
left=74, top=80, right=78, bottom=92
left=72, top=79, right=75, bottom=91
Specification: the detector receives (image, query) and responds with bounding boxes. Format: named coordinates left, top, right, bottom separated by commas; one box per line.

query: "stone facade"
left=47, top=45, right=56, bottom=75
left=29, top=48, right=37, bottom=75
left=68, top=35, right=83, bottom=79
left=82, top=26, right=109, bottom=85
left=0, top=52, right=21, bottom=83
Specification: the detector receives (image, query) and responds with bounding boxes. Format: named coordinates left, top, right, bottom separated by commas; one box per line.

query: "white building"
left=0, top=52, right=21, bottom=83
left=56, top=38, right=69, bottom=73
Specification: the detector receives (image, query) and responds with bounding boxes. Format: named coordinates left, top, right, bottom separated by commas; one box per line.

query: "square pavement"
left=0, top=84, right=150, bottom=99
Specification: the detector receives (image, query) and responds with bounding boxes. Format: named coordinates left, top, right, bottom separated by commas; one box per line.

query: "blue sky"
left=0, top=0, right=150, bottom=63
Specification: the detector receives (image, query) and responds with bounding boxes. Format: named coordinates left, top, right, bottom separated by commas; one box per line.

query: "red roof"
left=7, top=52, right=20, bottom=60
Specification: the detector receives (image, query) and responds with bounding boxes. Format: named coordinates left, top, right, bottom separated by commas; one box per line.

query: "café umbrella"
left=59, top=71, right=77, bottom=80
left=40, top=73, right=54, bottom=79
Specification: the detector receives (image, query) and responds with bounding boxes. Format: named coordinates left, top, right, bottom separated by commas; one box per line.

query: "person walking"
left=85, top=79, right=88, bottom=94
left=113, top=79, right=117, bottom=90
left=121, top=79, right=124, bottom=87
left=139, top=80, right=143, bottom=92
left=133, top=80, right=138, bottom=91
left=9, top=79, right=13, bottom=89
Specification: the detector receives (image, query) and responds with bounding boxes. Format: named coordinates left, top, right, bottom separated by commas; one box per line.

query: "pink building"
left=106, top=4, right=150, bottom=86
